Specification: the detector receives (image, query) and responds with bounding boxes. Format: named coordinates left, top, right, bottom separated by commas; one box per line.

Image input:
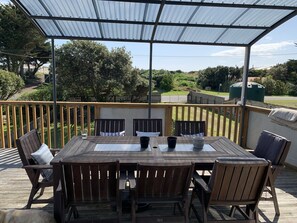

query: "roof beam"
left=30, top=16, right=268, bottom=30
left=92, top=0, right=104, bottom=38
left=43, top=35, right=248, bottom=47
left=150, top=0, right=166, bottom=42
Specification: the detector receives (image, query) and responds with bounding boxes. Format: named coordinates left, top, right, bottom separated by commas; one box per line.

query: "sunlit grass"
left=265, top=100, right=297, bottom=109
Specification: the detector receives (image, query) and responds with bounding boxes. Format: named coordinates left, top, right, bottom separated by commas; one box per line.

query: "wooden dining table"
left=51, top=135, right=254, bottom=221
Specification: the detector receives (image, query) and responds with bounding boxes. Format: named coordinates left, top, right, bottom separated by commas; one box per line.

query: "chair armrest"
left=23, top=164, right=53, bottom=170
left=193, top=171, right=211, bottom=193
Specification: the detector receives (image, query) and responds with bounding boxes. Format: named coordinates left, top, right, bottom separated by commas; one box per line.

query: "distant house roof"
left=12, top=0, right=297, bottom=47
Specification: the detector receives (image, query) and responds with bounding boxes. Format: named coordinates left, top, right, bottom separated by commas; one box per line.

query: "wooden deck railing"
left=0, top=101, right=242, bottom=148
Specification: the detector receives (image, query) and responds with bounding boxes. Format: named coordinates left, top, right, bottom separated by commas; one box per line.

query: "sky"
left=1, top=0, right=297, bottom=72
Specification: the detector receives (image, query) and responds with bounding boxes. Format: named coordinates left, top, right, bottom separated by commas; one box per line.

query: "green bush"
left=18, top=84, right=53, bottom=101
left=0, top=69, right=24, bottom=100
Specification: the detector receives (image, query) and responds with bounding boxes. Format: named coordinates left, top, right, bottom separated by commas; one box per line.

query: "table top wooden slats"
left=51, top=136, right=254, bottom=168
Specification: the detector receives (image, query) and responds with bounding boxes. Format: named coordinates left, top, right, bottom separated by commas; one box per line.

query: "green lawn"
left=265, top=100, right=297, bottom=109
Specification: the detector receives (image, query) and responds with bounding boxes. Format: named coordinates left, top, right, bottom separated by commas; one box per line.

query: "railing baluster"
left=80, top=105, right=84, bottom=131
left=25, top=104, right=30, bottom=133
left=19, top=105, right=24, bottom=136
left=40, top=105, right=44, bottom=143
left=228, top=107, right=233, bottom=139
left=6, top=105, right=11, bottom=148
left=74, top=106, right=78, bottom=136
left=67, top=105, right=71, bottom=141
left=206, top=107, right=209, bottom=136
left=32, top=105, right=37, bottom=129
left=194, top=106, right=197, bottom=121
left=46, top=105, right=51, bottom=148
left=222, top=107, right=227, bottom=137
left=211, top=107, right=215, bottom=136
left=87, top=105, right=91, bottom=136
left=0, top=106, right=5, bottom=148
left=12, top=105, right=17, bottom=146
left=60, top=104, right=64, bottom=147
left=233, top=107, right=239, bottom=143
left=217, top=107, right=221, bottom=136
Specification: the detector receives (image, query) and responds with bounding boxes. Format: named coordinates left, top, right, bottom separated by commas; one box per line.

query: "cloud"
left=212, top=41, right=294, bottom=57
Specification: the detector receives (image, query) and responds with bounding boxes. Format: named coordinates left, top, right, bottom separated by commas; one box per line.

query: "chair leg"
left=229, top=206, right=237, bottom=217
left=131, top=194, right=136, bottom=223
left=270, top=185, right=280, bottom=215
left=184, top=199, right=190, bottom=223
left=26, top=187, right=39, bottom=209
left=39, top=186, right=45, bottom=196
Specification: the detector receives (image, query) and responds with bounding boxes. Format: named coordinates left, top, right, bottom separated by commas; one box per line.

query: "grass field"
left=265, top=100, right=297, bottom=108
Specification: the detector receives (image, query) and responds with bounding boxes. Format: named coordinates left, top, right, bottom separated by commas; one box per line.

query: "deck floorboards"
left=1, top=148, right=297, bottom=222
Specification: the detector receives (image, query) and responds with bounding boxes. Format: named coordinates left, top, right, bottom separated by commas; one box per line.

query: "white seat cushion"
left=100, top=131, right=125, bottom=136
left=31, top=143, right=53, bottom=181
left=136, top=131, right=160, bottom=137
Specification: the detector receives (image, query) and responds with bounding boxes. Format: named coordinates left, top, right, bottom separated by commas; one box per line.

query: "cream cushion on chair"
left=136, top=131, right=160, bottom=137
left=31, top=143, right=53, bottom=181
left=100, top=131, right=125, bottom=136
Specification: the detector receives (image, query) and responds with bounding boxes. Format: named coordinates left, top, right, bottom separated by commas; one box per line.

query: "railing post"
left=239, top=46, right=251, bottom=147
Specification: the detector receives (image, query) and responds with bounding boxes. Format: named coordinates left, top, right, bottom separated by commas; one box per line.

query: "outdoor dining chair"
left=190, top=157, right=270, bottom=223
left=130, top=162, right=194, bottom=223
left=174, top=120, right=206, bottom=136
left=16, top=129, right=59, bottom=208
left=55, top=159, right=124, bottom=223
left=94, top=119, right=125, bottom=136
left=251, top=130, right=291, bottom=215
left=133, top=119, right=163, bottom=136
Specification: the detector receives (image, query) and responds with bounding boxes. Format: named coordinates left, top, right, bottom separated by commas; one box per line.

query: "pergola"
left=12, top=0, right=297, bottom=147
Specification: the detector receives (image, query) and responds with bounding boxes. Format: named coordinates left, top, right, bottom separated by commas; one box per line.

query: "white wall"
left=247, top=111, right=297, bottom=167
left=100, top=107, right=166, bottom=136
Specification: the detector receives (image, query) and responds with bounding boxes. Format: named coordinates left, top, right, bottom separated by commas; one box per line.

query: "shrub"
left=0, top=69, right=24, bottom=100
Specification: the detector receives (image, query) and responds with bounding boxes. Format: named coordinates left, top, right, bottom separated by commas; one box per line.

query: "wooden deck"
left=1, top=148, right=297, bottom=223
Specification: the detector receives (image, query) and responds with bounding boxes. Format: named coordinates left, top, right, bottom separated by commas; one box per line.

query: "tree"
left=160, top=73, right=174, bottom=91
left=197, top=66, right=241, bottom=91
left=56, top=41, right=148, bottom=102
left=0, top=4, right=50, bottom=78
left=0, top=69, right=24, bottom=100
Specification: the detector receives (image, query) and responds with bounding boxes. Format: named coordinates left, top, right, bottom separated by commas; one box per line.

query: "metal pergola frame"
left=11, top=0, right=297, bottom=148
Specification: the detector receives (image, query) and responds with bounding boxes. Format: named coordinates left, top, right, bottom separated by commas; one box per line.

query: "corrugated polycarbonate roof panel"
left=180, top=27, right=225, bottom=43
left=155, top=26, right=184, bottom=42
left=234, top=9, right=293, bottom=26
left=257, top=0, right=297, bottom=6
left=217, top=28, right=265, bottom=44
left=160, top=5, right=196, bottom=23
left=20, top=0, right=48, bottom=16
left=35, top=19, right=61, bottom=36
left=96, top=1, right=146, bottom=21
left=191, top=7, right=246, bottom=25
left=57, top=21, right=102, bottom=38
left=13, top=0, right=297, bottom=46
left=101, top=23, right=143, bottom=40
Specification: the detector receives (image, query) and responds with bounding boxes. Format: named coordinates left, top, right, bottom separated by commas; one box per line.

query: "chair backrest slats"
left=94, top=119, right=125, bottom=136
left=16, top=129, right=42, bottom=184
left=254, top=130, right=291, bottom=165
left=61, top=161, right=119, bottom=204
left=174, top=121, right=206, bottom=136
left=133, top=119, right=163, bottom=136
left=136, top=163, right=194, bottom=200
left=209, top=158, right=269, bottom=205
